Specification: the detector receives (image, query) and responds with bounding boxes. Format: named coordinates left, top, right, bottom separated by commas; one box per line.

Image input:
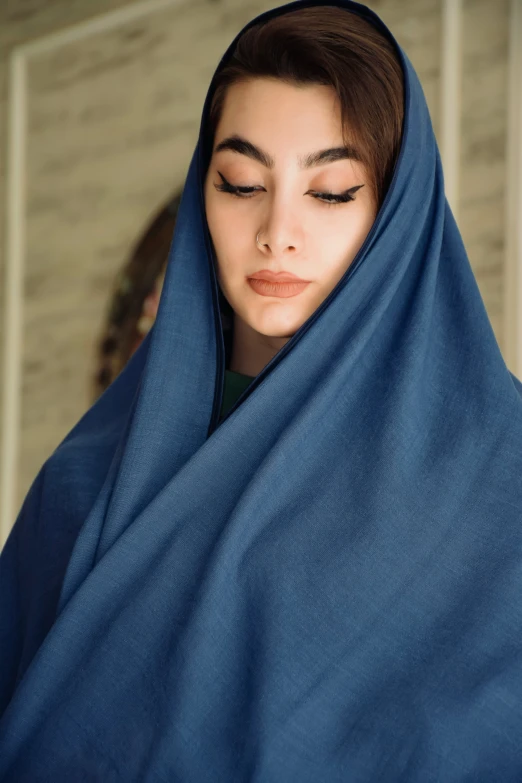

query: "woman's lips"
left=247, top=278, right=310, bottom=298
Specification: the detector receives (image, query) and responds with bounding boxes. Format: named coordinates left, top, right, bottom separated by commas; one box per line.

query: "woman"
left=207, top=3, right=400, bottom=420
left=1, top=0, right=522, bottom=780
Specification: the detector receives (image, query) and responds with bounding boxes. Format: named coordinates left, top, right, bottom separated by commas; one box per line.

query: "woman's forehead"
left=212, top=80, right=350, bottom=164
left=216, top=78, right=341, bottom=126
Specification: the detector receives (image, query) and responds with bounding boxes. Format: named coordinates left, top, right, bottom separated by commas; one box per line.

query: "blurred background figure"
left=0, top=0, right=521, bottom=544
left=92, top=192, right=180, bottom=400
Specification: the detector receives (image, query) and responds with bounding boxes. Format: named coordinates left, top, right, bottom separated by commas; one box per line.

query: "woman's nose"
left=256, top=203, right=303, bottom=255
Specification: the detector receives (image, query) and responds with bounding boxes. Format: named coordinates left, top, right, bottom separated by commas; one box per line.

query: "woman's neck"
left=228, top=315, right=290, bottom=377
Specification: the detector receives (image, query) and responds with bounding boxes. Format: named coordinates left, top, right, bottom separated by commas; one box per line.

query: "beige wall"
left=460, top=0, right=511, bottom=346
left=0, top=0, right=518, bottom=538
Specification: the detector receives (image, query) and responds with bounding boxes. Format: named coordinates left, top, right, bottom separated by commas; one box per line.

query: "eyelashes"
left=213, top=171, right=364, bottom=206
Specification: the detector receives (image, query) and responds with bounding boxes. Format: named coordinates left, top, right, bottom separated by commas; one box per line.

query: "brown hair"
left=205, top=5, right=404, bottom=209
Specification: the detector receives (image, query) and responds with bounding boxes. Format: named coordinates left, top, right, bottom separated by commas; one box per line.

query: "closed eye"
left=214, top=172, right=261, bottom=199
left=309, top=189, right=361, bottom=204
left=214, top=171, right=364, bottom=206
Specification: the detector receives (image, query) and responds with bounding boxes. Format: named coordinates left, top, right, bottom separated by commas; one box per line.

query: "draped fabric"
left=1, top=1, right=522, bottom=779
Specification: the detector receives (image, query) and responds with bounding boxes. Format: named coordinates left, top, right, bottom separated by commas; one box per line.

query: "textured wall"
left=0, top=0, right=510, bottom=517
left=459, top=0, right=510, bottom=347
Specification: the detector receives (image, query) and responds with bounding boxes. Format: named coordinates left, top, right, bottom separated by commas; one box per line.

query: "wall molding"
left=1, top=50, right=26, bottom=549
left=440, top=0, right=462, bottom=217
left=0, top=0, right=185, bottom=548
left=505, top=0, right=522, bottom=377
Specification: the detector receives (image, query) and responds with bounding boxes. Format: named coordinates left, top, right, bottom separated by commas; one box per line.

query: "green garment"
left=219, top=369, right=255, bottom=420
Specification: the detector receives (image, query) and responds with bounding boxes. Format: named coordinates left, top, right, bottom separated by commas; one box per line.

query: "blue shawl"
left=1, top=1, right=522, bottom=779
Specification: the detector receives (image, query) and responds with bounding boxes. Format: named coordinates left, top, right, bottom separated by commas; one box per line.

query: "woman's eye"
left=214, top=172, right=261, bottom=199
left=213, top=172, right=364, bottom=205
left=311, top=191, right=356, bottom=206
left=214, top=183, right=259, bottom=199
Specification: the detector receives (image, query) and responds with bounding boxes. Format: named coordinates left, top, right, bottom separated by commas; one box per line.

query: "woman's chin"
left=246, top=309, right=307, bottom=340
left=229, top=285, right=318, bottom=339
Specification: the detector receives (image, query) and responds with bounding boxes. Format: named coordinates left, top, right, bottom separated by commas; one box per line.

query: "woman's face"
left=204, top=77, right=378, bottom=340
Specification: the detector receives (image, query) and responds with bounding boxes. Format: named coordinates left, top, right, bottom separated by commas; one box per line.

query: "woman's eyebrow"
left=213, top=134, right=362, bottom=168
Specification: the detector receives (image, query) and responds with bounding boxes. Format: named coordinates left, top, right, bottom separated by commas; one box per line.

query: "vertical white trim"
left=440, top=0, right=462, bottom=217
left=0, top=51, right=26, bottom=550
left=0, top=0, right=187, bottom=549
left=505, top=0, right=522, bottom=377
